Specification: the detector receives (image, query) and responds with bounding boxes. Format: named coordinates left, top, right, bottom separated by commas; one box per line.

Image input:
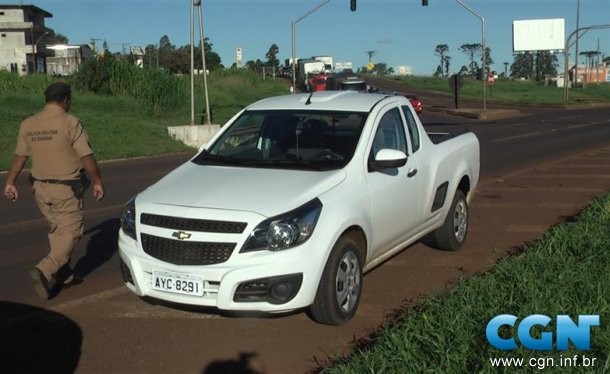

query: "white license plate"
left=152, top=270, right=204, bottom=296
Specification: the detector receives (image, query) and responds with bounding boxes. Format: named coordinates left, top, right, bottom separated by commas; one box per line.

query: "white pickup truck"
left=118, top=91, right=480, bottom=325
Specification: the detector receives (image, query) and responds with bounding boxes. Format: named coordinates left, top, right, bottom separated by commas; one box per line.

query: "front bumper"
left=118, top=229, right=326, bottom=313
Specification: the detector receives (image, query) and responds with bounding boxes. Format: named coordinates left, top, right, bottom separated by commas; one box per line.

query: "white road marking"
left=50, top=285, right=221, bottom=319
left=50, top=286, right=129, bottom=312
left=568, top=122, right=603, bottom=129
left=493, top=132, right=540, bottom=142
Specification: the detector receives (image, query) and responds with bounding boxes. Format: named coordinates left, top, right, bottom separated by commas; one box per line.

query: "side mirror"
left=368, top=149, right=407, bottom=172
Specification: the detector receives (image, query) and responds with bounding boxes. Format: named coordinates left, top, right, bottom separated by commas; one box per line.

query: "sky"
left=9, top=0, right=610, bottom=75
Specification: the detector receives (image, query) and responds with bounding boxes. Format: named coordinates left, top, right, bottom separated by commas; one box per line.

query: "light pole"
left=196, top=0, right=211, bottom=125
left=574, top=0, right=580, bottom=86
left=189, top=0, right=211, bottom=125
left=32, top=30, right=49, bottom=73
left=190, top=0, right=195, bottom=125
left=455, top=0, right=486, bottom=110
left=291, top=0, right=331, bottom=93
left=563, top=24, right=610, bottom=101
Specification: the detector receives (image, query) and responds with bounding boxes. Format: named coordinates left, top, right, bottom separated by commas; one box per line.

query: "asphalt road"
left=1, top=103, right=610, bottom=373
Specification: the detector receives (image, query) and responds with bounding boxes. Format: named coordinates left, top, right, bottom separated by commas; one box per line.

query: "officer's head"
left=44, top=82, right=72, bottom=111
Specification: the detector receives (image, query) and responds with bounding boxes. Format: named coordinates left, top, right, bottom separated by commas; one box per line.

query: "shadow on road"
left=202, top=352, right=264, bottom=374
left=0, top=301, right=82, bottom=373
left=74, top=218, right=120, bottom=278
left=142, top=296, right=304, bottom=320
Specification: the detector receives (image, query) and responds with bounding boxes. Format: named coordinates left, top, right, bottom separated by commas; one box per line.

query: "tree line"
left=434, top=43, right=494, bottom=78
left=433, top=42, right=610, bottom=82
left=44, top=31, right=609, bottom=80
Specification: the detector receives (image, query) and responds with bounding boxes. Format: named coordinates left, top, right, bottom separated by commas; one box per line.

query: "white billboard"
left=513, top=18, right=565, bottom=52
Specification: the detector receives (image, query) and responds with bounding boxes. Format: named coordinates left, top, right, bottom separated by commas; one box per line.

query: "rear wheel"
left=308, top=233, right=363, bottom=325
left=432, top=190, right=468, bottom=251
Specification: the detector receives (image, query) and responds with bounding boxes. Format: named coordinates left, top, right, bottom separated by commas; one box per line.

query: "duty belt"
left=30, top=176, right=77, bottom=185
left=29, top=172, right=91, bottom=199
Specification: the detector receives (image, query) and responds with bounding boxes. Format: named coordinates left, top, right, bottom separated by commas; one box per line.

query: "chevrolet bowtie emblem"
left=172, top=231, right=192, bottom=240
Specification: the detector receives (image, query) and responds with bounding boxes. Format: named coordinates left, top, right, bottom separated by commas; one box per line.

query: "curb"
left=427, top=106, right=523, bottom=120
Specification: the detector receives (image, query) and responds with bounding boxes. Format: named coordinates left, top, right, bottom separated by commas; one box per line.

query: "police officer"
left=3, top=81, right=105, bottom=299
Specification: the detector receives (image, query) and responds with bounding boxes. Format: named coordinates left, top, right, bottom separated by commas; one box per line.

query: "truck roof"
left=246, top=91, right=396, bottom=112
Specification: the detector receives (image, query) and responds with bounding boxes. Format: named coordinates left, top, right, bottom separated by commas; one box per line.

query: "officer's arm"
left=81, top=154, right=105, bottom=201
left=3, top=155, right=27, bottom=201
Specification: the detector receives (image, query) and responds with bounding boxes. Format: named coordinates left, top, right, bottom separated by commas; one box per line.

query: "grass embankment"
left=322, top=193, right=610, bottom=373
left=386, top=75, right=610, bottom=106
left=0, top=69, right=289, bottom=171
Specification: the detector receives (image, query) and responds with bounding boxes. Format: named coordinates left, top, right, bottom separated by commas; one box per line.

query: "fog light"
left=270, top=283, right=291, bottom=300
left=234, top=274, right=303, bottom=304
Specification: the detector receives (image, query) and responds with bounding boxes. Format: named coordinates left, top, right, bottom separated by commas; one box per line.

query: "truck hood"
left=138, top=162, right=346, bottom=217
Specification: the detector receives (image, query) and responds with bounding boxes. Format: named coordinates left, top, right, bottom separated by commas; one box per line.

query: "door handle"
left=407, top=168, right=418, bottom=177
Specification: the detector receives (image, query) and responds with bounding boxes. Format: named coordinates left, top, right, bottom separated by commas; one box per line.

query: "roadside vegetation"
left=320, top=192, right=610, bottom=373
left=386, top=75, right=610, bottom=106
left=0, top=63, right=289, bottom=171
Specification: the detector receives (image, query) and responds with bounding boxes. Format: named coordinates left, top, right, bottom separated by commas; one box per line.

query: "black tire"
left=308, top=233, right=363, bottom=325
left=432, top=190, right=468, bottom=251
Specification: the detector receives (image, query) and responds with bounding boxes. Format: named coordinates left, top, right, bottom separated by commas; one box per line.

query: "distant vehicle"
left=309, top=74, right=329, bottom=92
left=312, top=55, right=333, bottom=73
left=297, top=59, right=325, bottom=90
left=382, top=91, right=423, bottom=114
left=118, top=91, right=480, bottom=325
left=404, top=94, right=423, bottom=114
left=325, top=73, right=369, bottom=92
left=279, top=66, right=292, bottom=78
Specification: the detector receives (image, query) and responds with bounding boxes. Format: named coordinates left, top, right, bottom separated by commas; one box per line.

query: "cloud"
left=377, top=37, right=393, bottom=45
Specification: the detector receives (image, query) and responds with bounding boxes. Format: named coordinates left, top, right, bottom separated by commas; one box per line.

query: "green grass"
left=0, top=70, right=290, bottom=171
left=385, top=75, right=610, bottom=106
left=321, top=193, right=610, bottom=373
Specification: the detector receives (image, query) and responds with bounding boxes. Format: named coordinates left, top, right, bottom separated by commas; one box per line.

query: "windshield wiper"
left=262, top=158, right=328, bottom=171
left=192, top=151, right=253, bottom=166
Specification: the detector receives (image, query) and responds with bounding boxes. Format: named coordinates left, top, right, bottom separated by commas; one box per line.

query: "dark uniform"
left=4, top=81, right=105, bottom=299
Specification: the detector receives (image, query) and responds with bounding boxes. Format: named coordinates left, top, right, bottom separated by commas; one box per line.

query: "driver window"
left=371, top=107, right=408, bottom=158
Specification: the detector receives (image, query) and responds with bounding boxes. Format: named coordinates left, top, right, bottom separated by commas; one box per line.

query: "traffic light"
left=350, top=0, right=356, bottom=11
left=422, top=0, right=429, bottom=5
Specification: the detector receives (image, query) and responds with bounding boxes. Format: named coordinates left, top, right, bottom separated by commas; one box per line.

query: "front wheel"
left=432, top=190, right=468, bottom=251
left=308, top=233, right=363, bottom=325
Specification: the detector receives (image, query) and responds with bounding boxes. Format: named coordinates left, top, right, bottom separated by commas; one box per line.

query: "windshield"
left=193, top=110, right=367, bottom=171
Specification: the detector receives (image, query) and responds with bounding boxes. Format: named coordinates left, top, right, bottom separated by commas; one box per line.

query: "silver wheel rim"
left=453, top=199, right=468, bottom=243
left=335, top=251, right=361, bottom=313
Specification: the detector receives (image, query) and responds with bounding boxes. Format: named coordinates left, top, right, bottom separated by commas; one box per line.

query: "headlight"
left=241, top=198, right=322, bottom=253
left=120, top=196, right=137, bottom=240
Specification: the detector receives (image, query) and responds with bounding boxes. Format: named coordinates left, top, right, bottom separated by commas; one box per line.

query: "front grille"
left=141, top=233, right=235, bottom=265
left=141, top=213, right=247, bottom=234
